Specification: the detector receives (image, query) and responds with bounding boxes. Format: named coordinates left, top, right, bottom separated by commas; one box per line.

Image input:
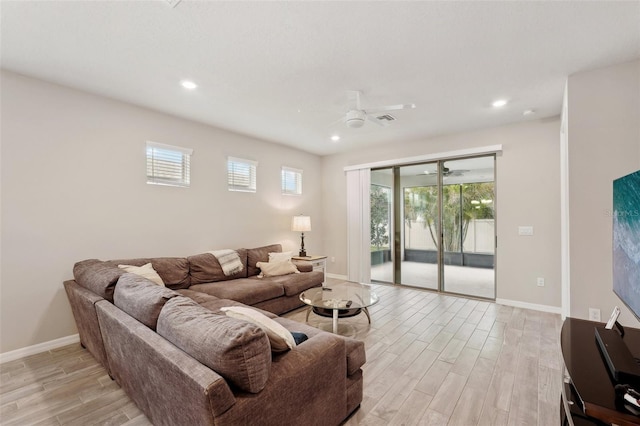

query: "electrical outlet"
left=537, top=277, right=545, bottom=287
left=589, top=308, right=601, bottom=322
left=331, top=257, right=335, bottom=263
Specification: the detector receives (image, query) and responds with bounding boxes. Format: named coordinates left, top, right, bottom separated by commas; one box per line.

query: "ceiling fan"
left=418, top=165, right=470, bottom=178
left=442, top=166, right=470, bottom=177
left=342, top=90, right=416, bottom=128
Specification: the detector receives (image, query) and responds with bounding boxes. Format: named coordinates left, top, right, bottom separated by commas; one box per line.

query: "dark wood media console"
left=561, top=317, right=640, bottom=425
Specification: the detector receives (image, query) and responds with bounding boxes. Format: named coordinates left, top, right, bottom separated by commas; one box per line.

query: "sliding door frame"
left=370, top=153, right=497, bottom=300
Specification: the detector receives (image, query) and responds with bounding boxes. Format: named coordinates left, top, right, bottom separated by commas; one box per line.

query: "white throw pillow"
left=220, top=306, right=296, bottom=352
left=118, top=263, right=165, bottom=286
left=268, top=251, right=293, bottom=263
left=256, top=260, right=299, bottom=278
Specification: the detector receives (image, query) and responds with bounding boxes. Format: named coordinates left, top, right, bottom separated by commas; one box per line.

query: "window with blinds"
left=146, top=141, right=193, bottom=187
left=228, top=157, right=257, bottom=192
left=281, top=166, right=302, bottom=195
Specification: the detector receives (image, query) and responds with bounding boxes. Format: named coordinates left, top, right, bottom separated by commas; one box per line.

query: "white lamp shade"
left=292, top=215, right=311, bottom=232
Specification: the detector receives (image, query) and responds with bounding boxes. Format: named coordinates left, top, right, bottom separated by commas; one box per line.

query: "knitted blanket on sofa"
left=207, top=249, right=243, bottom=276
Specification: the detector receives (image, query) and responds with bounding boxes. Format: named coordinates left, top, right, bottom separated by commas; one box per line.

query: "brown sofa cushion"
left=113, top=273, right=179, bottom=330
left=157, top=296, right=271, bottom=394
left=176, top=289, right=278, bottom=318
left=263, top=271, right=323, bottom=297
left=107, top=257, right=191, bottom=289
left=275, top=316, right=366, bottom=375
left=73, top=259, right=125, bottom=302
left=189, top=278, right=285, bottom=306
left=187, top=249, right=248, bottom=284
left=247, top=244, right=281, bottom=277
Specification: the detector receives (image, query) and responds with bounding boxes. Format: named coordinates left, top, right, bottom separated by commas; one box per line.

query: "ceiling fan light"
left=346, top=118, right=365, bottom=128
left=345, top=110, right=366, bottom=128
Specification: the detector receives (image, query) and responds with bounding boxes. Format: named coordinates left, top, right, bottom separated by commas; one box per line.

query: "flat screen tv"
left=613, top=169, right=640, bottom=320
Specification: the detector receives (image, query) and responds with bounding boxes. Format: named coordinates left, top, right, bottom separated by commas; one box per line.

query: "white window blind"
left=146, top=141, right=193, bottom=187
left=228, top=157, right=257, bottom=192
left=281, top=166, right=302, bottom=195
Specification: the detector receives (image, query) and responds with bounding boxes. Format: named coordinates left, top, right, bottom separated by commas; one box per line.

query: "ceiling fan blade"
left=365, top=103, right=416, bottom=114
left=366, top=114, right=389, bottom=127
left=346, top=90, right=362, bottom=110
left=328, top=115, right=346, bottom=128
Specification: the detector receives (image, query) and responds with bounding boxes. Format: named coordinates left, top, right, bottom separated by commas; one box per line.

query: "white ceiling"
left=2, top=1, right=639, bottom=156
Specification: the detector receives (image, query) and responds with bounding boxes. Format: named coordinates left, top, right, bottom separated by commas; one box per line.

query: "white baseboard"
left=495, top=298, right=562, bottom=314
left=0, top=334, right=80, bottom=364
left=326, top=273, right=348, bottom=280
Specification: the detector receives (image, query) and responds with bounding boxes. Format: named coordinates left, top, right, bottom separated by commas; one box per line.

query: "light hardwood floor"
left=0, top=282, right=563, bottom=425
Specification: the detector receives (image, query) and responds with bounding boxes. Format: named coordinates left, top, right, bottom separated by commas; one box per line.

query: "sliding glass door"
left=370, top=155, right=496, bottom=299
left=441, top=158, right=495, bottom=298
left=370, top=169, right=393, bottom=283
left=400, top=162, right=439, bottom=289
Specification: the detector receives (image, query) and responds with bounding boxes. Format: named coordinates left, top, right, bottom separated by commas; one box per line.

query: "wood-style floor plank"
left=0, top=280, right=562, bottom=425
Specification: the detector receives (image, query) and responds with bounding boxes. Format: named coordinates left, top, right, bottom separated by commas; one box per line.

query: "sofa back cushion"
left=247, top=244, right=282, bottom=277
left=107, top=257, right=191, bottom=289
left=73, top=259, right=125, bottom=302
left=113, top=273, right=179, bottom=330
left=157, top=296, right=271, bottom=394
left=187, top=249, right=248, bottom=284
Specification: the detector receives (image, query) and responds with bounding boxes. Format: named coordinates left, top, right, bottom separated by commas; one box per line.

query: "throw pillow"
left=268, top=251, right=293, bottom=263
left=291, top=332, right=308, bottom=345
left=220, top=306, right=296, bottom=352
left=118, top=263, right=165, bottom=286
left=256, top=260, right=299, bottom=278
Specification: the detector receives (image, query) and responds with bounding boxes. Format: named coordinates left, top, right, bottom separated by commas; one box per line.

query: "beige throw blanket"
left=208, top=249, right=244, bottom=276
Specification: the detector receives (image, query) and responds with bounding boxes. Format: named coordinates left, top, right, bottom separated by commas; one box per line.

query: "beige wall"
left=9, top=58, right=635, bottom=354
left=322, top=118, right=562, bottom=308
left=0, top=71, right=323, bottom=353
left=567, top=59, right=640, bottom=324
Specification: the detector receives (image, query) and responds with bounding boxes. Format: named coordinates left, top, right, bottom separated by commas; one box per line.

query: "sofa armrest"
left=96, top=301, right=236, bottom=425
left=63, top=280, right=110, bottom=371
left=292, top=260, right=313, bottom=273
left=344, top=337, right=366, bottom=375
left=217, top=332, right=349, bottom=425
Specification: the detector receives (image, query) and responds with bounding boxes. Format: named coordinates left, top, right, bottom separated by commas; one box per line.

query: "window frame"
left=281, top=166, right=303, bottom=196
left=227, top=156, right=258, bottom=192
left=146, top=141, right=193, bottom=187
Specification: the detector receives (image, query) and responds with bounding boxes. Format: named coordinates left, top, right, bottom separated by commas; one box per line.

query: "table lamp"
left=292, top=215, right=311, bottom=257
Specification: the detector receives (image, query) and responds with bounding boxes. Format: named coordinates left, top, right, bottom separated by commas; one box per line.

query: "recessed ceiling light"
left=180, top=80, right=197, bottom=90
left=492, top=99, right=508, bottom=108
left=523, top=109, right=536, bottom=116
left=331, top=135, right=340, bottom=142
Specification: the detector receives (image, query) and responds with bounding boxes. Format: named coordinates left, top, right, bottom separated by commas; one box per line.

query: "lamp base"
left=299, top=250, right=307, bottom=257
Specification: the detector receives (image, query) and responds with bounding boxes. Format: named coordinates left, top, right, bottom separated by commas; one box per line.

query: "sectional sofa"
left=64, top=244, right=365, bottom=426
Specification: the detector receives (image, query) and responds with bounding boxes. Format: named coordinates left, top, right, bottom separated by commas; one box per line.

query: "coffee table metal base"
left=305, top=306, right=372, bottom=333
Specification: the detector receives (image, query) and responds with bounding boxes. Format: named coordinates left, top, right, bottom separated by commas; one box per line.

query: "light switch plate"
left=518, top=226, right=534, bottom=236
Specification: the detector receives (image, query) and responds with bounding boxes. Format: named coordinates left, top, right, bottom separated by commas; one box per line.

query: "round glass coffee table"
left=300, top=281, right=379, bottom=334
